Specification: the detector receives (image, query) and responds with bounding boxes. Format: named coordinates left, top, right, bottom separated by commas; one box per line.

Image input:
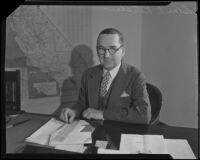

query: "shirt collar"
left=103, top=61, right=121, bottom=80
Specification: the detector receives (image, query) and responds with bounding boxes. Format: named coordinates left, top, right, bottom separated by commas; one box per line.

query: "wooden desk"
left=4, top=113, right=199, bottom=158
left=6, top=113, right=51, bottom=153
left=92, top=120, right=198, bottom=158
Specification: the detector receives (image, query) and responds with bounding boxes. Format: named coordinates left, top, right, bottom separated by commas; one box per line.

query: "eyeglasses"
left=96, top=45, right=123, bottom=56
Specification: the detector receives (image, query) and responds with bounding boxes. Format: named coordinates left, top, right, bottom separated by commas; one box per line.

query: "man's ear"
left=121, top=45, right=126, bottom=57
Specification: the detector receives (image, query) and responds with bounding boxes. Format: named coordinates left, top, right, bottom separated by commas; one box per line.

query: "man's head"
left=96, top=28, right=125, bottom=70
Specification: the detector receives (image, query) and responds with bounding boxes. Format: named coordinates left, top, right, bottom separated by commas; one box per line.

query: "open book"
left=25, top=118, right=94, bottom=152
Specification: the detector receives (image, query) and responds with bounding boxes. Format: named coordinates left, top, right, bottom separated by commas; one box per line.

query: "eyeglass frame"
left=96, top=45, right=123, bottom=56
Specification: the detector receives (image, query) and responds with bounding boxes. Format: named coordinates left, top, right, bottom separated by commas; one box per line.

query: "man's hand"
left=60, top=108, right=77, bottom=123
left=82, top=108, right=104, bottom=120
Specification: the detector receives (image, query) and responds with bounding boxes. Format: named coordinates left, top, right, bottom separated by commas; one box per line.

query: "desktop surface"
left=21, top=145, right=173, bottom=159
left=4, top=112, right=198, bottom=158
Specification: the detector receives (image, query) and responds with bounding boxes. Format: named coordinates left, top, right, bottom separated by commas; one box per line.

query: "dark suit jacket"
left=70, top=61, right=151, bottom=124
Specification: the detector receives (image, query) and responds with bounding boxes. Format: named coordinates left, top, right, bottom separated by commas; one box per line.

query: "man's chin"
left=103, top=64, right=114, bottom=70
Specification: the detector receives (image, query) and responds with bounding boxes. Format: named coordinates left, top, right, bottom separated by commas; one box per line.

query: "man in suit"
left=60, top=28, right=151, bottom=124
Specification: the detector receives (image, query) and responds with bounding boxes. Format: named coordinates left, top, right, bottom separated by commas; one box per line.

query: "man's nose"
left=104, top=49, right=111, bottom=57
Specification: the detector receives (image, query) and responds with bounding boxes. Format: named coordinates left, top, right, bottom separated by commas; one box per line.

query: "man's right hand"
left=59, top=108, right=77, bottom=123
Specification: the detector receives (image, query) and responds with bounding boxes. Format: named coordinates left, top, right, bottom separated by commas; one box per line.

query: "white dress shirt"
left=102, top=62, right=121, bottom=91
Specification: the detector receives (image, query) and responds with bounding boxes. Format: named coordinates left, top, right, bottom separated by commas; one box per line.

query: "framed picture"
left=5, top=69, right=21, bottom=113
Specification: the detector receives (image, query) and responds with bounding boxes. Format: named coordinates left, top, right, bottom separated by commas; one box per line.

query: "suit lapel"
left=88, top=65, right=103, bottom=108
left=107, top=62, right=129, bottom=108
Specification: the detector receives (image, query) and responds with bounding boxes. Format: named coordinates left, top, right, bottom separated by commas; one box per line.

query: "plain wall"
left=91, top=6, right=142, bottom=68
left=141, top=8, right=198, bottom=128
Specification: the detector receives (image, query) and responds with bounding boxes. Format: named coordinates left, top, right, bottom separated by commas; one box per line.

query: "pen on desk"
left=67, top=116, right=71, bottom=124
left=6, top=117, right=11, bottom=124
left=84, top=143, right=93, bottom=147
left=6, top=119, right=30, bottom=129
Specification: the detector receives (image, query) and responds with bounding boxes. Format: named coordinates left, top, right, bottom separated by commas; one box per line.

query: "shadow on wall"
left=52, top=44, right=94, bottom=116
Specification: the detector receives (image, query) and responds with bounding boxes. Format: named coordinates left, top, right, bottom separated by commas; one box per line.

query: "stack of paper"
left=25, top=118, right=94, bottom=153
left=97, top=134, right=196, bottom=159
left=98, top=148, right=129, bottom=154
left=49, top=120, right=93, bottom=146
left=51, top=120, right=93, bottom=153
left=25, top=118, right=64, bottom=145
left=55, top=144, right=87, bottom=153
left=164, top=139, right=196, bottom=159
left=95, top=140, right=108, bottom=149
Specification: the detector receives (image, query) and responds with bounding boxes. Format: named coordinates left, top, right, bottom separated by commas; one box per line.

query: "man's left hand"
left=82, top=108, right=104, bottom=120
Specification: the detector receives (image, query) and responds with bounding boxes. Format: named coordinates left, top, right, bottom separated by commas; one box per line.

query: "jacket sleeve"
left=68, top=71, right=88, bottom=118
left=103, top=72, right=151, bottom=124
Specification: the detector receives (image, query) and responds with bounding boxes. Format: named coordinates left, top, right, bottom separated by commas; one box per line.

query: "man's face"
left=97, top=34, right=125, bottom=70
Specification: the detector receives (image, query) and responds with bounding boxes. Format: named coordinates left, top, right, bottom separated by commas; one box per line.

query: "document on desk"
left=25, top=118, right=64, bottom=145
left=25, top=118, right=94, bottom=150
left=48, top=120, right=93, bottom=146
left=164, top=139, right=196, bottom=159
left=55, top=144, right=87, bottom=153
left=98, top=148, right=129, bottom=154
left=120, top=134, right=168, bottom=154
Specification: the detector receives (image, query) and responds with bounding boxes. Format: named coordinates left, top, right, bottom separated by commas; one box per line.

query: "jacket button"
left=120, top=107, right=128, bottom=117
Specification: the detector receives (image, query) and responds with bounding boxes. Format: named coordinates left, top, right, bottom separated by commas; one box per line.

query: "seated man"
left=60, top=28, right=151, bottom=124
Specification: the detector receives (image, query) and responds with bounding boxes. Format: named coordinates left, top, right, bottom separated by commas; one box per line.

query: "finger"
left=87, top=113, right=92, bottom=119
left=59, top=112, right=63, bottom=121
left=69, top=113, right=75, bottom=123
left=65, top=111, right=70, bottom=123
left=64, top=108, right=70, bottom=123
left=63, top=109, right=67, bottom=122
left=84, top=111, right=91, bottom=119
left=82, top=111, right=88, bottom=118
left=82, top=109, right=88, bottom=118
left=59, top=109, right=65, bottom=121
left=60, top=113, right=64, bottom=121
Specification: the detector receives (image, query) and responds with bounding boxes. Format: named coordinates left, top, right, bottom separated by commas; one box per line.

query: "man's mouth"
left=103, top=58, right=111, bottom=62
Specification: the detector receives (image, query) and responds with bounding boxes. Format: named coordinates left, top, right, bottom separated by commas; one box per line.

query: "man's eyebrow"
left=97, top=45, right=117, bottom=48
left=109, top=45, right=118, bottom=48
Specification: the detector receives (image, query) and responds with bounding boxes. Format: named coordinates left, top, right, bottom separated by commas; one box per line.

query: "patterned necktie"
left=100, top=71, right=110, bottom=97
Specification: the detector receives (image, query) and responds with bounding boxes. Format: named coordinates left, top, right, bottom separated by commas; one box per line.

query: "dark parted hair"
left=97, top=28, right=124, bottom=45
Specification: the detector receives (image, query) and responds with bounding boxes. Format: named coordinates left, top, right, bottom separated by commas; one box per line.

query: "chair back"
left=146, top=82, right=162, bottom=124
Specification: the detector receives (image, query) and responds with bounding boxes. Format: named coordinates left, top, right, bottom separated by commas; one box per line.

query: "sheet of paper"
left=98, top=148, right=129, bottom=154
left=95, top=140, right=108, bottom=149
left=25, top=118, right=64, bottom=145
left=164, top=139, right=196, bottom=159
left=120, top=134, right=168, bottom=154
left=48, top=120, right=83, bottom=145
left=25, top=119, right=94, bottom=148
left=49, top=120, right=93, bottom=146
left=143, top=135, right=168, bottom=154
left=80, top=125, right=95, bottom=132
left=78, top=120, right=90, bottom=126
left=55, top=144, right=87, bottom=153
left=63, top=132, right=92, bottom=145
left=50, top=132, right=92, bottom=146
